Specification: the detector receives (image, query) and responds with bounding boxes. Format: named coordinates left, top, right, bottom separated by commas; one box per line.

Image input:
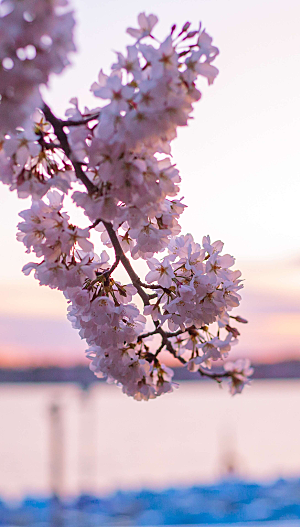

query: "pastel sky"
left=0, top=0, right=299, bottom=366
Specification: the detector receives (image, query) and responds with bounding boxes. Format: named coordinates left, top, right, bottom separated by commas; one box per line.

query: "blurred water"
left=0, top=379, right=300, bottom=498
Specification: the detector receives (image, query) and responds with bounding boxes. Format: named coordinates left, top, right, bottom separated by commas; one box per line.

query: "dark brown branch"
left=155, top=341, right=165, bottom=356
left=164, top=328, right=188, bottom=338
left=89, top=219, right=101, bottom=230
left=198, top=366, right=231, bottom=381
left=139, top=327, right=186, bottom=341
left=43, top=104, right=71, bottom=157
left=138, top=324, right=199, bottom=341
left=139, top=281, right=173, bottom=296
left=138, top=328, right=162, bottom=340
left=158, top=330, right=186, bottom=365
left=42, top=103, right=97, bottom=194
left=38, top=138, right=61, bottom=151
left=102, top=220, right=150, bottom=306
left=60, top=113, right=100, bottom=127
left=104, top=256, right=120, bottom=278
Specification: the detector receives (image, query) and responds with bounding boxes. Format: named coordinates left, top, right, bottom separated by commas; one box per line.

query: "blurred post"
left=78, top=386, right=96, bottom=495
left=49, top=400, right=64, bottom=527
left=218, top=428, right=239, bottom=479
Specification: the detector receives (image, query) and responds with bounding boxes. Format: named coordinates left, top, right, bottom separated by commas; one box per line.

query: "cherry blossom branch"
left=42, top=104, right=153, bottom=306
left=42, top=103, right=152, bottom=306
left=91, top=221, right=187, bottom=364
left=39, top=111, right=235, bottom=374
left=151, top=324, right=228, bottom=377
left=142, top=329, right=234, bottom=380
left=1, top=10, right=252, bottom=400
left=23, top=105, right=249, bottom=382
left=138, top=323, right=239, bottom=379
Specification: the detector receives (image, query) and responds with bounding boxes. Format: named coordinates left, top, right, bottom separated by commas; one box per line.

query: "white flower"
left=4, top=131, right=41, bottom=167
left=145, top=256, right=174, bottom=288
left=112, top=46, right=142, bottom=80
left=92, top=74, right=134, bottom=112
left=127, top=13, right=158, bottom=40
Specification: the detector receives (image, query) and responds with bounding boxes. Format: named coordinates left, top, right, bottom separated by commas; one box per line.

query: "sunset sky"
left=0, top=0, right=299, bottom=367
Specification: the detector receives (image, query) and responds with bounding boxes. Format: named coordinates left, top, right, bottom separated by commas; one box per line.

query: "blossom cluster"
left=17, top=190, right=109, bottom=289
left=144, top=233, right=244, bottom=370
left=17, top=191, right=176, bottom=400
left=0, top=0, right=75, bottom=133
left=0, top=11, right=252, bottom=399
left=67, top=288, right=175, bottom=400
left=0, top=109, right=75, bottom=199
left=69, top=16, right=219, bottom=258
left=16, top=188, right=249, bottom=398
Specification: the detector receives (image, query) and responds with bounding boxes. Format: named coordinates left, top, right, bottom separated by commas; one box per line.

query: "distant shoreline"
left=1, top=361, right=300, bottom=386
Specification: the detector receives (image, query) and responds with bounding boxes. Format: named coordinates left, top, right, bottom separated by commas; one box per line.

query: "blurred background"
left=0, top=0, right=300, bottom=524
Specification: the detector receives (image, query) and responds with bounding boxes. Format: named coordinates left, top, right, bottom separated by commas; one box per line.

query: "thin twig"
left=60, top=113, right=100, bottom=127
left=158, top=331, right=186, bottom=365
left=198, top=366, right=231, bottom=381
left=39, top=138, right=61, bottom=151
left=89, top=219, right=102, bottom=230
left=139, top=327, right=187, bottom=341
left=139, top=281, right=173, bottom=295
left=104, top=257, right=120, bottom=278
left=155, top=341, right=165, bottom=356
left=138, top=328, right=162, bottom=340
